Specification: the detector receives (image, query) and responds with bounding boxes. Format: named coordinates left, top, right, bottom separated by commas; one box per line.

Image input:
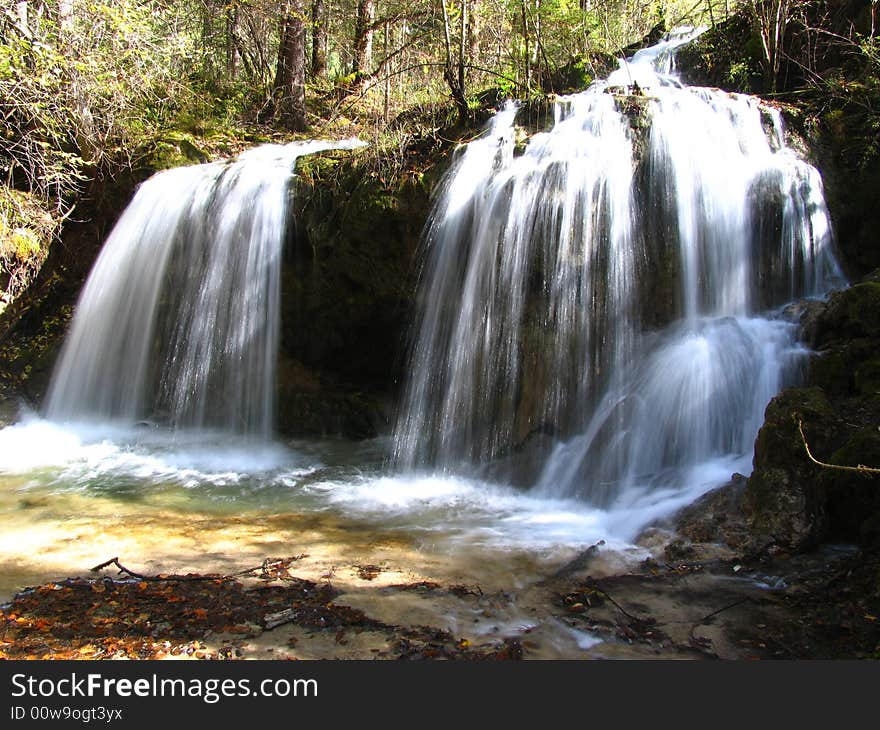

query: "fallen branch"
left=797, top=419, right=880, bottom=476
left=90, top=555, right=307, bottom=583
left=263, top=608, right=298, bottom=630
left=90, top=557, right=226, bottom=582
left=232, top=555, right=308, bottom=580
left=90, top=557, right=148, bottom=580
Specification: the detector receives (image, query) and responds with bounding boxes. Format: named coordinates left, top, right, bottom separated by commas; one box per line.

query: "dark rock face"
left=744, top=387, right=839, bottom=552
left=275, top=152, right=435, bottom=438
left=743, top=277, right=880, bottom=553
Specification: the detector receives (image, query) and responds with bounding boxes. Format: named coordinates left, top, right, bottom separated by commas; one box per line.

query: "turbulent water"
left=392, top=27, right=844, bottom=507
left=46, top=139, right=365, bottom=439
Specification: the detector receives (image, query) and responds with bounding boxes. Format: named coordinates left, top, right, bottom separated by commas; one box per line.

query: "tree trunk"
left=225, top=1, right=239, bottom=78
left=383, top=20, right=390, bottom=122
left=458, top=0, right=467, bottom=102
left=520, top=0, right=531, bottom=94
left=57, top=0, right=98, bottom=162
left=440, top=0, right=468, bottom=122
left=468, top=0, right=481, bottom=64
left=311, top=0, right=327, bottom=77
left=272, top=0, right=308, bottom=132
left=352, top=0, right=375, bottom=78
left=753, top=0, right=791, bottom=93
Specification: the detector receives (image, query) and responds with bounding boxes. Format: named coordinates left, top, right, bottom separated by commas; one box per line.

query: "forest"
left=0, top=0, right=878, bottom=663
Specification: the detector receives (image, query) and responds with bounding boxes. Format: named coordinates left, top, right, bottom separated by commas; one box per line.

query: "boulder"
left=743, top=279, right=880, bottom=554
left=744, top=387, right=841, bottom=552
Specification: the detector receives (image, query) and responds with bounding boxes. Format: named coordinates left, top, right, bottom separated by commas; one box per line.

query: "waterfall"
left=46, top=139, right=364, bottom=439
left=393, top=28, right=844, bottom=505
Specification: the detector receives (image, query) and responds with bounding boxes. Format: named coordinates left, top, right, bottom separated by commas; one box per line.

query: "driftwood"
left=263, top=608, right=299, bottom=630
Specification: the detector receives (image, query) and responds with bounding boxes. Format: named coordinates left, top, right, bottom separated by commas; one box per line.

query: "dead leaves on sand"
left=0, top=558, right=520, bottom=661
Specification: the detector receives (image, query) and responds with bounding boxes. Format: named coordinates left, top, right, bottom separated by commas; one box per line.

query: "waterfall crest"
left=393, top=28, right=844, bottom=505
left=46, top=139, right=364, bottom=439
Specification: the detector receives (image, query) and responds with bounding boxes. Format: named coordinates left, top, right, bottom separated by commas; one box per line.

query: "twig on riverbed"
left=692, top=597, right=753, bottom=627
left=686, top=597, right=754, bottom=656
left=584, top=579, right=649, bottom=624
left=90, top=557, right=229, bottom=582
left=90, top=555, right=308, bottom=583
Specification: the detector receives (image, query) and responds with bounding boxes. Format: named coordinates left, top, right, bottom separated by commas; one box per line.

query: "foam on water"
left=0, top=416, right=311, bottom=490
left=0, top=418, right=659, bottom=555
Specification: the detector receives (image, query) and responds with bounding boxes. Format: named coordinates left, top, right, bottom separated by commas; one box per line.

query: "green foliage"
left=0, top=189, right=52, bottom=313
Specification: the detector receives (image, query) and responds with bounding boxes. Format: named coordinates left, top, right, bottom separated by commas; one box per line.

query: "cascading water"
left=45, top=139, right=364, bottom=439
left=393, top=27, right=845, bottom=508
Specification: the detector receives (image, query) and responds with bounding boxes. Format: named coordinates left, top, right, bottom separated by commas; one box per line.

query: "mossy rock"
left=541, top=52, right=617, bottom=95
left=147, top=132, right=210, bottom=171
left=675, top=474, right=751, bottom=549
left=814, top=282, right=880, bottom=346
left=745, top=387, right=842, bottom=551
left=282, top=150, right=433, bottom=392
left=823, top=427, right=880, bottom=541
left=854, top=357, right=880, bottom=396
left=751, top=386, right=840, bottom=466
left=809, top=348, right=853, bottom=396
left=808, top=281, right=880, bottom=398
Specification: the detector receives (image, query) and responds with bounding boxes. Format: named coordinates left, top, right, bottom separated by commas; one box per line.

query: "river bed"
left=0, top=415, right=760, bottom=659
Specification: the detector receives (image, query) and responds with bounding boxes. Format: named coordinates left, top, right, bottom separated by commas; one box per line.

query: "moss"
left=146, top=131, right=210, bottom=171
left=744, top=387, right=843, bottom=550
left=752, top=387, right=838, bottom=461
left=854, top=357, right=880, bottom=396
left=823, top=428, right=880, bottom=540
left=809, top=350, right=852, bottom=396
left=816, top=283, right=880, bottom=343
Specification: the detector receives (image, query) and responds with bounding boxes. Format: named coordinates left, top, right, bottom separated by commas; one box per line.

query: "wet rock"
left=273, top=151, right=433, bottom=437
left=675, top=473, right=751, bottom=549
left=781, top=298, right=828, bottom=347
left=813, top=281, right=880, bottom=348
left=277, top=385, right=388, bottom=440
left=808, top=281, right=880, bottom=398
left=744, top=387, right=841, bottom=553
